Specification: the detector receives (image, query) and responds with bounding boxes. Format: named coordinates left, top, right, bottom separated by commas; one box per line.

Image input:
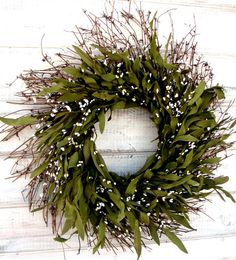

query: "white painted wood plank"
left=95, top=108, right=158, bottom=153
left=0, top=157, right=31, bottom=206
left=132, top=0, right=236, bottom=10
left=0, top=0, right=236, bottom=258
left=0, top=48, right=59, bottom=88
left=203, top=54, right=236, bottom=88
left=0, top=106, right=235, bottom=190
left=0, top=106, right=235, bottom=179
left=1, top=236, right=236, bottom=260
left=1, top=105, right=235, bottom=155
left=0, top=195, right=235, bottom=254
left=0, top=0, right=108, bottom=48
left=0, top=0, right=235, bottom=57
left=0, top=149, right=235, bottom=207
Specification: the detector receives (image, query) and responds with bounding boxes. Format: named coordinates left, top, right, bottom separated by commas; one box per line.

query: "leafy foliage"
left=0, top=7, right=235, bottom=258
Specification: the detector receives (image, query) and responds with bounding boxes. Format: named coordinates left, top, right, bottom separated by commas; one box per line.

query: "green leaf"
left=219, top=188, right=236, bottom=203
left=61, top=219, right=75, bottom=235
left=63, top=67, right=80, bottom=79
left=188, top=179, right=200, bottom=187
left=92, top=92, right=116, bottom=101
left=150, top=33, right=163, bottom=66
left=183, top=183, right=192, bottom=194
left=101, top=81, right=112, bottom=88
left=38, top=82, right=66, bottom=95
left=54, top=236, right=69, bottom=243
left=31, top=206, right=46, bottom=212
left=132, top=57, right=140, bottom=73
left=134, top=219, right=142, bottom=258
left=139, top=212, right=150, bottom=224
left=58, top=93, right=85, bottom=102
left=129, top=71, right=139, bottom=87
left=149, top=222, right=160, bottom=245
left=90, top=141, right=109, bottom=178
left=48, top=182, right=56, bottom=196
left=101, top=73, right=116, bottom=82
left=161, top=175, right=192, bottom=189
left=174, top=134, right=198, bottom=143
left=98, top=109, right=105, bottom=134
left=230, top=119, right=236, bottom=128
left=73, top=45, right=94, bottom=69
left=93, top=219, right=106, bottom=253
left=143, top=169, right=153, bottom=179
left=63, top=159, right=69, bottom=177
left=171, top=214, right=194, bottom=230
left=125, top=210, right=141, bottom=257
left=182, top=150, right=194, bottom=168
left=64, top=198, right=76, bottom=218
left=57, top=137, right=69, bottom=149
left=112, top=101, right=126, bottom=110
left=125, top=174, right=142, bottom=195
left=73, top=45, right=104, bottom=75
left=73, top=177, right=83, bottom=202
left=30, top=160, right=49, bottom=178
left=75, top=209, right=85, bottom=240
left=159, top=174, right=181, bottom=181
left=91, top=44, right=109, bottom=55
left=63, top=199, right=85, bottom=239
left=214, top=175, right=229, bottom=185
left=214, top=86, right=225, bottom=99
left=188, top=81, right=205, bottom=106
left=54, top=232, right=76, bottom=243
left=0, top=115, right=37, bottom=126
left=149, top=12, right=157, bottom=29
left=83, top=76, right=97, bottom=85
left=106, top=186, right=124, bottom=215
left=78, top=194, right=89, bottom=224
left=202, top=157, right=221, bottom=165
left=83, top=139, right=91, bottom=164
left=68, top=152, right=79, bottom=168
left=163, top=228, right=188, bottom=253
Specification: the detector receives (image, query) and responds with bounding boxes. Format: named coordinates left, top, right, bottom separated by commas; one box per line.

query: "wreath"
left=0, top=8, right=235, bottom=258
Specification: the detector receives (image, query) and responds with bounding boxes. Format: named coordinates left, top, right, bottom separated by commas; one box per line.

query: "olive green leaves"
left=93, top=219, right=106, bottom=253
left=188, top=81, right=205, bottom=106
left=1, top=8, right=235, bottom=259
left=92, top=92, right=116, bottom=101
left=98, top=109, right=105, bottom=134
left=163, top=228, right=188, bottom=253
left=0, top=115, right=37, bottom=126
left=30, top=160, right=49, bottom=178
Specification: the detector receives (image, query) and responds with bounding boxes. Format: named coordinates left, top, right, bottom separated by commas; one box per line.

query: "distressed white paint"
left=95, top=108, right=158, bottom=175
left=0, top=0, right=236, bottom=259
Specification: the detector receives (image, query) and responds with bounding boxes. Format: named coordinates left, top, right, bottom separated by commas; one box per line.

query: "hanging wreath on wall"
left=0, top=7, right=235, bottom=258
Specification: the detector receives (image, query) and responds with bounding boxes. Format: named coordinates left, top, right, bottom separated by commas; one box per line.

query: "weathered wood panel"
left=0, top=0, right=236, bottom=259
left=0, top=150, right=236, bottom=207
left=0, top=194, right=236, bottom=256
left=0, top=0, right=235, bottom=55
left=1, top=236, right=236, bottom=260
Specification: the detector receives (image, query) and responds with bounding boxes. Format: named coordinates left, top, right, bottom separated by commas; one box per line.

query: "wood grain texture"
left=0, top=0, right=235, bottom=55
left=0, top=194, right=236, bottom=258
left=1, top=236, right=236, bottom=260
left=0, top=0, right=236, bottom=259
left=0, top=150, right=235, bottom=207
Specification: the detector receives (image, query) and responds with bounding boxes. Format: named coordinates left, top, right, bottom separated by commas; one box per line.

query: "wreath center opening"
left=94, top=107, right=158, bottom=176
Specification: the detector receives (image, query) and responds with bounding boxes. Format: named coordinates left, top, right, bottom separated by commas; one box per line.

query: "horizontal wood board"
left=0, top=0, right=236, bottom=259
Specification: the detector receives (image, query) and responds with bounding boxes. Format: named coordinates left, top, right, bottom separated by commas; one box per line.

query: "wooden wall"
left=0, top=0, right=236, bottom=259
